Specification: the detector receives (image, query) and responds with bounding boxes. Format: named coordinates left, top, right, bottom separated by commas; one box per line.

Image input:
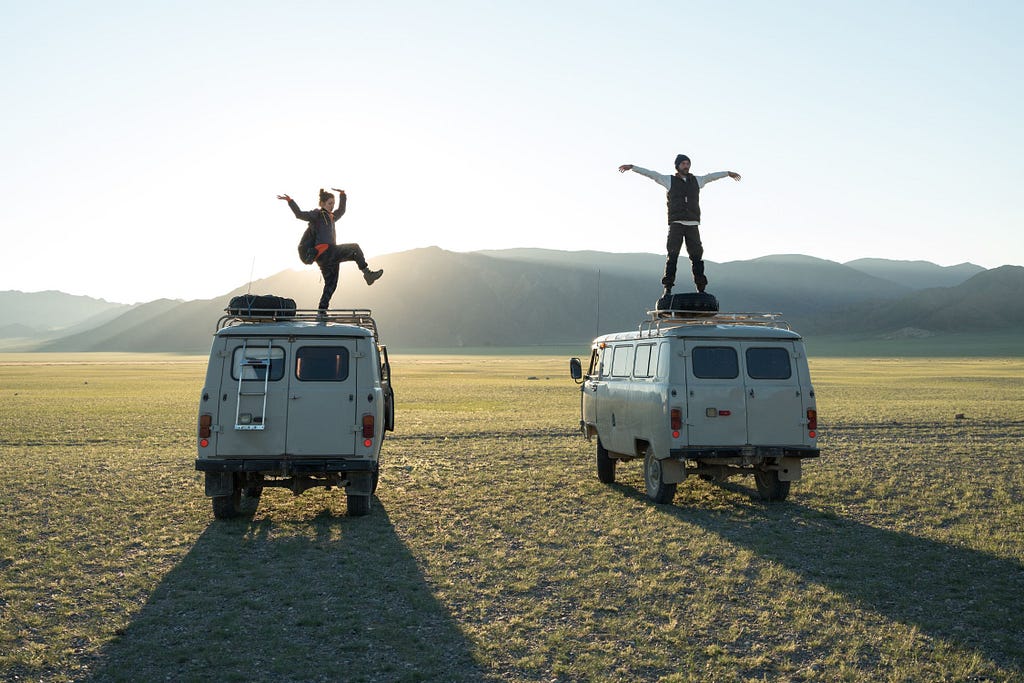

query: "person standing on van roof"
left=277, top=189, right=384, bottom=311
left=618, top=156, right=740, bottom=296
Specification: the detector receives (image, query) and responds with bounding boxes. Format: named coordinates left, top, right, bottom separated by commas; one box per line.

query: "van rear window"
left=746, top=347, right=792, bottom=379
left=232, top=346, right=285, bottom=382
left=692, top=346, right=738, bottom=379
left=296, top=346, right=350, bottom=381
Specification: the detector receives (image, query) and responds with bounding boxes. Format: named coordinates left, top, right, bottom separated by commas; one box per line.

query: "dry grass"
left=1, top=354, right=1022, bottom=681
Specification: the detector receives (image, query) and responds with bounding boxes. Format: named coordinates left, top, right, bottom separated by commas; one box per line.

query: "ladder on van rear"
left=235, top=339, right=272, bottom=431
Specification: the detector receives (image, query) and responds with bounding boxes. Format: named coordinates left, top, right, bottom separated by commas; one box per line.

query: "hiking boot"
left=695, top=274, right=708, bottom=293
left=363, top=268, right=383, bottom=286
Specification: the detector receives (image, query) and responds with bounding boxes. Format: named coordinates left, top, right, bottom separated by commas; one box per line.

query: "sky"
left=2, top=1, right=1022, bottom=304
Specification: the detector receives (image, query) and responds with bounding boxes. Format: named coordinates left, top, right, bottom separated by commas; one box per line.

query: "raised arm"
left=330, top=188, right=347, bottom=219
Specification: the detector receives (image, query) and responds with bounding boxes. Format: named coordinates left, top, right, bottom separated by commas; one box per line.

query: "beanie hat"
left=674, top=154, right=690, bottom=169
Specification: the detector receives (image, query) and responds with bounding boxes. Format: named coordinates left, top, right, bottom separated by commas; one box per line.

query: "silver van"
left=570, top=311, right=819, bottom=504
left=196, top=308, right=394, bottom=518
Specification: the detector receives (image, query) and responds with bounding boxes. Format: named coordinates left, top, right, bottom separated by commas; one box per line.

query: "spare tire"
left=656, top=292, right=719, bottom=317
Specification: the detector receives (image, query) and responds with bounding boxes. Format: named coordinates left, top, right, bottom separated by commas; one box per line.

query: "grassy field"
left=1, top=354, right=1022, bottom=682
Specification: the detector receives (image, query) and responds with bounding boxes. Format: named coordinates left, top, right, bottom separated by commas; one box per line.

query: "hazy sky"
left=2, top=1, right=1022, bottom=303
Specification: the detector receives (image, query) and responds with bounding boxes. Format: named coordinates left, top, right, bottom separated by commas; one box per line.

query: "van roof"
left=216, top=321, right=374, bottom=338
left=216, top=308, right=379, bottom=341
left=596, top=324, right=802, bottom=343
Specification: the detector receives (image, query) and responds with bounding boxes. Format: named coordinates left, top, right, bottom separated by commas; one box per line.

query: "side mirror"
left=569, top=357, right=583, bottom=382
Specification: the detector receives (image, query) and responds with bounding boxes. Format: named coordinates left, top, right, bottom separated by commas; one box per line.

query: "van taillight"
left=199, top=414, right=212, bottom=439
left=807, top=408, right=817, bottom=437
left=671, top=408, right=682, bottom=438
left=362, top=414, right=374, bottom=445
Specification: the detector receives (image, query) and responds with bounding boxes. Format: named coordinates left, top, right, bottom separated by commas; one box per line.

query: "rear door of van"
left=216, top=337, right=289, bottom=457
left=285, top=338, right=359, bottom=456
left=683, top=341, right=747, bottom=446
left=741, top=342, right=804, bottom=446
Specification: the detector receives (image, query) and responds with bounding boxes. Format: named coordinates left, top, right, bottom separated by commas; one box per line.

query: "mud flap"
left=205, top=471, right=235, bottom=497
left=661, top=458, right=687, bottom=484
left=777, top=457, right=802, bottom=482
left=347, top=472, right=374, bottom=496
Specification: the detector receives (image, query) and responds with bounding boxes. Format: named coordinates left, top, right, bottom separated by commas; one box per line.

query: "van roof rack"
left=640, top=310, right=791, bottom=337
left=217, top=308, right=379, bottom=340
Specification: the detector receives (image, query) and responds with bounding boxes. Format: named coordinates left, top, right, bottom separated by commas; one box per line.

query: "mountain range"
left=1, top=249, right=1020, bottom=354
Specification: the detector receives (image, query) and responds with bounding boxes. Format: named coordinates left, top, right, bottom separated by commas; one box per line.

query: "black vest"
left=667, top=174, right=700, bottom=223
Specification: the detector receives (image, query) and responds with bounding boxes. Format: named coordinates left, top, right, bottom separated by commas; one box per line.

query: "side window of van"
left=657, top=342, right=670, bottom=379
left=746, top=347, right=792, bottom=379
left=610, top=345, right=632, bottom=377
left=296, top=346, right=351, bottom=381
left=692, top=346, right=739, bottom=379
left=232, top=346, right=285, bottom=381
left=633, top=343, right=655, bottom=378
left=587, top=348, right=601, bottom=378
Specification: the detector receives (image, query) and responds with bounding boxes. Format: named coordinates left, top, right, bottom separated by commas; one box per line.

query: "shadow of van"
left=612, top=481, right=1024, bottom=672
left=88, top=501, right=482, bottom=682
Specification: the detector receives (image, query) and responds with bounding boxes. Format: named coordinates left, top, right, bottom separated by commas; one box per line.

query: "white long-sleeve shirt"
left=629, top=166, right=731, bottom=226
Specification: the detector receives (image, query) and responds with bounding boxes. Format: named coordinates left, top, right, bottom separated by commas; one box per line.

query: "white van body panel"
left=577, top=318, right=818, bottom=498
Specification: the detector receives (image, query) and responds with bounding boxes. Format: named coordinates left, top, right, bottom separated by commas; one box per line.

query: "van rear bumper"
left=670, top=446, right=820, bottom=460
left=196, top=458, right=377, bottom=474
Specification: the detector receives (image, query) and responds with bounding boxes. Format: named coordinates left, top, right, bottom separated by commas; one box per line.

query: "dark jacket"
left=667, top=174, right=700, bottom=223
left=287, top=195, right=347, bottom=246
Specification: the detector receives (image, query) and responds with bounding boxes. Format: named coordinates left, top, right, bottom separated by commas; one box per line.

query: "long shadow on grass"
left=89, top=500, right=482, bottom=682
left=617, top=482, right=1024, bottom=672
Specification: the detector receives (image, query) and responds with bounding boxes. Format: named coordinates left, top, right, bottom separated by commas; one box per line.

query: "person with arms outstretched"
left=277, top=188, right=383, bottom=311
left=619, top=155, right=740, bottom=295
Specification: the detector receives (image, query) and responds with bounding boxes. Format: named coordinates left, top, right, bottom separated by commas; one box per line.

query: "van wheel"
left=643, top=448, right=677, bottom=505
left=596, top=438, right=615, bottom=484
left=347, top=494, right=371, bottom=517
left=212, top=488, right=241, bottom=519
left=754, top=469, right=791, bottom=502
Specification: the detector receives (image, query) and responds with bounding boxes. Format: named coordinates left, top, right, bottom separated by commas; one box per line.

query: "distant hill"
left=843, top=258, right=984, bottom=290
left=811, top=265, right=1024, bottom=334
left=8, top=249, right=1023, bottom=353
left=0, top=290, right=129, bottom=336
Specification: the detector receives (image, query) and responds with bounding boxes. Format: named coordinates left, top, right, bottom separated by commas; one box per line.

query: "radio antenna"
left=246, top=256, right=256, bottom=295
left=595, top=268, right=601, bottom=336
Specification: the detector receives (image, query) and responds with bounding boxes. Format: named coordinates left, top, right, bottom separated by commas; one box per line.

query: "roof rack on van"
left=216, top=308, right=379, bottom=339
left=640, top=310, right=791, bottom=337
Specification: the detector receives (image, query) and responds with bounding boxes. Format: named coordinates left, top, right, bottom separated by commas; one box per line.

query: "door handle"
left=749, top=389, right=755, bottom=398
left=290, top=395, right=301, bottom=400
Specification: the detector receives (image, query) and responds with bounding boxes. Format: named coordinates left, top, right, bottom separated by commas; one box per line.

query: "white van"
left=195, top=308, right=394, bottom=518
left=570, top=311, right=819, bottom=504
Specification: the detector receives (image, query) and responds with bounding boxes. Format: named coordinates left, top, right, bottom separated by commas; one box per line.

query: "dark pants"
left=316, top=243, right=368, bottom=310
left=662, top=223, right=705, bottom=289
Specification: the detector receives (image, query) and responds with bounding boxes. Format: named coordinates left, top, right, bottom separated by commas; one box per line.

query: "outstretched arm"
left=696, top=171, right=742, bottom=189
left=619, top=164, right=672, bottom=191
left=278, top=194, right=314, bottom=220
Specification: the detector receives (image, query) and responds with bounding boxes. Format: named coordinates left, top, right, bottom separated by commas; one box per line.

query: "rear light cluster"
left=362, top=414, right=374, bottom=448
left=807, top=409, right=817, bottom=439
left=670, top=408, right=682, bottom=439
left=199, top=414, right=212, bottom=448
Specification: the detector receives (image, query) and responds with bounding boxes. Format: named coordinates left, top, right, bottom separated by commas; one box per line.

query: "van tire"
left=212, top=488, right=241, bottom=519
left=754, top=469, right=791, bottom=502
left=596, top=438, right=615, bottom=484
left=643, top=448, right=677, bottom=505
left=347, top=494, right=371, bottom=517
